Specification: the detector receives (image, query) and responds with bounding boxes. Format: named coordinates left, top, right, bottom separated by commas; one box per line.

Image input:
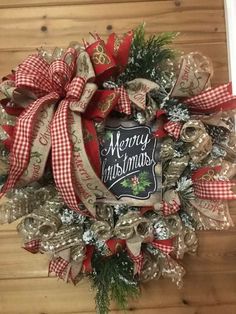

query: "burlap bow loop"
left=171, top=52, right=212, bottom=98
left=180, top=120, right=212, bottom=163
left=180, top=120, right=205, bottom=142
left=47, top=225, right=86, bottom=283
left=91, top=220, right=113, bottom=241
left=17, top=208, right=62, bottom=241
left=114, top=211, right=153, bottom=241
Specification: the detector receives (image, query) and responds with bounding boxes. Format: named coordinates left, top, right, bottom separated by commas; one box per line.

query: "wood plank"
left=85, top=305, right=236, bottom=314
left=0, top=232, right=48, bottom=279
left=0, top=1, right=226, bottom=51
left=0, top=273, right=235, bottom=313
left=1, top=305, right=236, bottom=314
left=0, top=42, right=228, bottom=86
left=183, top=230, right=236, bottom=273
left=0, top=0, right=224, bottom=9
left=0, top=0, right=168, bottom=8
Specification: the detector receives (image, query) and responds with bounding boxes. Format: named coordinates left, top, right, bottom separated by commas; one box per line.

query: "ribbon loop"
left=66, top=76, right=85, bottom=100
left=15, top=55, right=52, bottom=96
left=49, top=59, right=73, bottom=96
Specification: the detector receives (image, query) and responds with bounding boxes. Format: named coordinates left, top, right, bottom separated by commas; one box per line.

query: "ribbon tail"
left=51, top=100, right=82, bottom=213
left=1, top=92, right=58, bottom=196
left=126, top=238, right=143, bottom=274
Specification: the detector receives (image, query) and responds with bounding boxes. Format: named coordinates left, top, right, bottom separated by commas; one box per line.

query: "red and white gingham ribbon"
left=184, top=82, right=236, bottom=112
left=151, top=239, right=174, bottom=255
left=115, top=86, right=131, bottom=115
left=162, top=200, right=180, bottom=216
left=1, top=92, right=59, bottom=193
left=192, top=166, right=236, bottom=200
left=193, top=179, right=236, bottom=200
left=128, top=251, right=144, bottom=274
left=23, top=239, right=41, bottom=254
left=163, top=121, right=182, bottom=139
left=49, top=257, right=69, bottom=279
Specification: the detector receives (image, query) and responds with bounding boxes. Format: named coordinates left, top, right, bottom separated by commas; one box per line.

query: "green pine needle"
left=117, top=24, right=178, bottom=85
left=90, top=251, right=140, bottom=314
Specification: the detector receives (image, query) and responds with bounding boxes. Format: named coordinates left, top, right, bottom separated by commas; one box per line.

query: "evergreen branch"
left=91, top=251, right=140, bottom=314
left=117, top=24, right=178, bottom=85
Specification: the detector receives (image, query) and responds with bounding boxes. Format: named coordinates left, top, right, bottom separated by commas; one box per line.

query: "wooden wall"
left=0, top=1, right=235, bottom=314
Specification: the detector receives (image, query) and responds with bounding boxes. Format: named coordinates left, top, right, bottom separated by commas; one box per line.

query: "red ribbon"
left=184, top=82, right=236, bottom=113
left=49, top=257, right=70, bottom=280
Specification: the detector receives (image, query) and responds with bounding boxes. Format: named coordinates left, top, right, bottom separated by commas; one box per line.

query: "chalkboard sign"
left=100, top=122, right=161, bottom=205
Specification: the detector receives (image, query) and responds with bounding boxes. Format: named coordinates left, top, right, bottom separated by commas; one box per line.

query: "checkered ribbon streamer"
left=164, top=121, right=182, bottom=139
left=1, top=92, right=59, bottom=194
left=162, top=200, right=180, bottom=216
left=49, top=257, right=70, bottom=279
left=184, top=82, right=236, bottom=112
left=115, top=86, right=131, bottom=115
left=151, top=239, right=174, bottom=255
left=23, top=240, right=41, bottom=254
left=193, top=179, right=236, bottom=200
left=51, top=100, right=81, bottom=212
left=128, top=251, right=144, bottom=274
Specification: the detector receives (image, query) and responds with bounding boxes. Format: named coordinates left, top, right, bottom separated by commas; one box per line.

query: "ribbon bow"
left=0, top=32, right=135, bottom=216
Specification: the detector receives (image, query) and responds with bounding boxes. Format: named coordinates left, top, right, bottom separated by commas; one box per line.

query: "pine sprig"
left=117, top=24, right=177, bottom=85
left=91, top=251, right=140, bottom=314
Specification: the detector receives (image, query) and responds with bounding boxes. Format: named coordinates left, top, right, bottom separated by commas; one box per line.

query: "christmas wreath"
left=0, top=25, right=236, bottom=313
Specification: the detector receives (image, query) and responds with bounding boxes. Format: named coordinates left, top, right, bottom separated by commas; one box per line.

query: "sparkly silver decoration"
left=82, top=230, right=95, bottom=244
left=59, top=208, right=86, bottom=225
left=153, top=218, right=172, bottom=240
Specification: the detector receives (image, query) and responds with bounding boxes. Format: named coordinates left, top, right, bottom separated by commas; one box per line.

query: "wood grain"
left=0, top=273, right=236, bottom=313
left=0, top=1, right=226, bottom=50
left=0, top=0, right=235, bottom=314
left=0, top=0, right=224, bottom=9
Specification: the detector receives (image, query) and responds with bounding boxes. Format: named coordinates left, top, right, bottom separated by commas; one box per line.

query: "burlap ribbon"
left=180, top=120, right=212, bottom=163
left=18, top=205, right=86, bottom=282
left=171, top=52, right=212, bottom=98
